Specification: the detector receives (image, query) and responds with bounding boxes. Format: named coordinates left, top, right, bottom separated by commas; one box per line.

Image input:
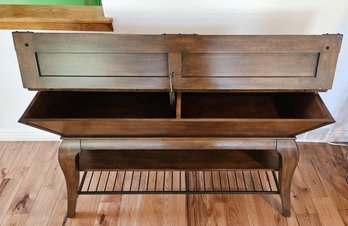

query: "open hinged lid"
left=13, top=32, right=342, bottom=91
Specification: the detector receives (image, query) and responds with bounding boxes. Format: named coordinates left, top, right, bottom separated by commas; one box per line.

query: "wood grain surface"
left=0, top=141, right=347, bottom=225
left=0, top=5, right=113, bottom=31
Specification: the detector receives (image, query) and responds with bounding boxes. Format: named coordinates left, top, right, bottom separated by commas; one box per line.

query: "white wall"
left=0, top=0, right=348, bottom=141
left=0, top=31, right=58, bottom=140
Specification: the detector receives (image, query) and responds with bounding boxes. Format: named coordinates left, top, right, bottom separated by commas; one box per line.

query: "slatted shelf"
left=78, top=170, right=280, bottom=195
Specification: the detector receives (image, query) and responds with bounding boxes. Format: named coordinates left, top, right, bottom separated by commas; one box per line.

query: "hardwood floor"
left=0, top=142, right=347, bottom=226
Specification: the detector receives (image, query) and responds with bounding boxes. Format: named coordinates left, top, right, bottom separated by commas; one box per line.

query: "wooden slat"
left=245, top=195, right=279, bottom=226
left=299, top=143, right=348, bottom=225
left=225, top=195, right=253, bottom=225
left=268, top=195, right=295, bottom=226
left=0, top=178, right=24, bottom=225
left=0, top=142, right=40, bottom=224
left=312, top=197, right=345, bottom=226
left=187, top=194, right=230, bottom=225
left=93, top=195, right=122, bottom=226
left=47, top=183, right=71, bottom=226
left=0, top=142, right=58, bottom=226
left=79, top=170, right=279, bottom=193
left=69, top=195, right=101, bottom=226
left=3, top=142, right=39, bottom=179
left=291, top=168, right=323, bottom=225
left=24, top=152, right=65, bottom=226
left=0, top=142, right=25, bottom=180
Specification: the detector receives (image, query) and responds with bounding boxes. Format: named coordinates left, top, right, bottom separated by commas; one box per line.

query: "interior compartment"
left=181, top=93, right=331, bottom=119
left=20, top=91, right=334, bottom=137
left=24, top=92, right=176, bottom=118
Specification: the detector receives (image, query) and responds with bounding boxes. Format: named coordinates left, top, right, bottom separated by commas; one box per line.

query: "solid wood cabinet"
left=13, top=32, right=343, bottom=218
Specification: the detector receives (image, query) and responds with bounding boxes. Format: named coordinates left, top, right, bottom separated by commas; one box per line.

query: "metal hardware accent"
left=78, top=170, right=280, bottom=195
left=169, top=72, right=176, bottom=108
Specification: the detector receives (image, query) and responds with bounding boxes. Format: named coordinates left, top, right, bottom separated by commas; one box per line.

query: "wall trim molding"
left=0, top=129, right=59, bottom=141
left=296, top=129, right=348, bottom=143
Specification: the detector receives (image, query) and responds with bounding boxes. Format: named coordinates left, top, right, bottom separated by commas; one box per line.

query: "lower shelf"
left=78, top=170, right=280, bottom=195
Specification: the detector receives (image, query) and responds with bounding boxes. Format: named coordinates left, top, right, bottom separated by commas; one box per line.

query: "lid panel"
left=13, top=32, right=342, bottom=91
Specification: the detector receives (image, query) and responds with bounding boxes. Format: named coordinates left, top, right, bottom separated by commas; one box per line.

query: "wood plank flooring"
left=0, top=142, right=347, bottom=226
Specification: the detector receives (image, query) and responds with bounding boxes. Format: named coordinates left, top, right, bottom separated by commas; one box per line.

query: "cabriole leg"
left=58, top=139, right=80, bottom=218
left=277, top=139, right=299, bottom=217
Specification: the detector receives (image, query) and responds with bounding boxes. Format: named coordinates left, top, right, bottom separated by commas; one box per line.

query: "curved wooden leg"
left=58, top=139, right=80, bottom=218
left=277, top=139, right=299, bottom=217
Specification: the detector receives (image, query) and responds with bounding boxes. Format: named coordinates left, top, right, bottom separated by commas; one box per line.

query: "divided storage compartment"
left=22, top=92, right=175, bottom=119
left=181, top=93, right=331, bottom=119
left=20, top=91, right=334, bottom=137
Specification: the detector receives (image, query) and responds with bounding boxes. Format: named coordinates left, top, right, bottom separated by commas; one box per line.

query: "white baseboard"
left=297, top=129, right=348, bottom=143
left=0, top=129, right=59, bottom=141
left=296, top=135, right=326, bottom=142
left=327, top=129, right=348, bottom=142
